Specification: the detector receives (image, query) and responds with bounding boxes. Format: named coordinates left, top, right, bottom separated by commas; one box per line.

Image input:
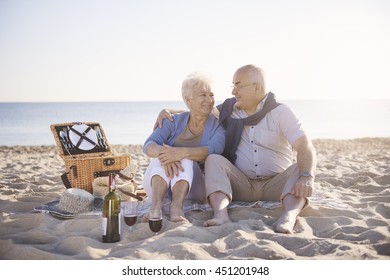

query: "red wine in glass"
left=149, top=218, right=162, bottom=233
left=124, top=215, right=137, bottom=227
left=124, top=201, right=139, bottom=231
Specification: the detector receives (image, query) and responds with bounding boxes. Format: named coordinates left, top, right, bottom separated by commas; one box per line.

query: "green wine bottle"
left=102, top=173, right=121, bottom=243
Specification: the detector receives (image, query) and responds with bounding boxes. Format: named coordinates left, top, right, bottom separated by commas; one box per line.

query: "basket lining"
left=52, top=123, right=110, bottom=156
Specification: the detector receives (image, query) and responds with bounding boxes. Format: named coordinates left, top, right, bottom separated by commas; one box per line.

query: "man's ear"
left=255, top=83, right=263, bottom=94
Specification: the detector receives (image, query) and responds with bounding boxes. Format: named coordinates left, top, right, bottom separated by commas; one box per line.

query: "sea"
left=0, top=100, right=389, bottom=146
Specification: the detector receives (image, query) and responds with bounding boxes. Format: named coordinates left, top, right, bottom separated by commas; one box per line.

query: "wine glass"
left=124, top=201, right=138, bottom=231
left=148, top=208, right=163, bottom=234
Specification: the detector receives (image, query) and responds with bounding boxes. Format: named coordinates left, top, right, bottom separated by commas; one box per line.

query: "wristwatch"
left=300, top=171, right=314, bottom=179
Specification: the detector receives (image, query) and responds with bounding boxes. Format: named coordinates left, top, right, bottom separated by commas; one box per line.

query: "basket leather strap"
left=118, top=188, right=145, bottom=201
left=93, top=170, right=144, bottom=201
left=69, top=126, right=97, bottom=148
left=116, top=172, right=145, bottom=200
left=94, top=170, right=134, bottom=181
left=118, top=172, right=133, bottom=181
left=61, top=173, right=72, bottom=189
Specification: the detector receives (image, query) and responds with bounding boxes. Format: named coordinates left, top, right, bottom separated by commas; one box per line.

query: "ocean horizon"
left=1, top=99, right=389, bottom=146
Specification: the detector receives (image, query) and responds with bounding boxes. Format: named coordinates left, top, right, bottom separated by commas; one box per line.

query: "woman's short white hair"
left=181, top=72, right=212, bottom=108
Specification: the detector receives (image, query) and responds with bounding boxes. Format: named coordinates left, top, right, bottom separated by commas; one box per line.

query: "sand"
left=0, top=138, right=389, bottom=260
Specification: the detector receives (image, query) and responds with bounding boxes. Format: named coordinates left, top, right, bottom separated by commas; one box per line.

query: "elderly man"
left=156, top=65, right=317, bottom=233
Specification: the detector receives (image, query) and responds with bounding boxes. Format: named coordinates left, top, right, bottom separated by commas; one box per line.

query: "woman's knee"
left=151, top=174, right=168, bottom=186
left=171, top=180, right=190, bottom=193
left=180, top=158, right=194, bottom=170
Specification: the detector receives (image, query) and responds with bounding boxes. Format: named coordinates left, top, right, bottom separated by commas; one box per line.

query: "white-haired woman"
left=142, top=73, right=225, bottom=222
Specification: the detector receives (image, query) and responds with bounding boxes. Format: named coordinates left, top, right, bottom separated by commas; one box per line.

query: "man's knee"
left=205, top=154, right=226, bottom=168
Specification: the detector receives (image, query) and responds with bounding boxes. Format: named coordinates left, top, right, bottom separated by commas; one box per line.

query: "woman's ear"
left=184, top=95, right=192, bottom=106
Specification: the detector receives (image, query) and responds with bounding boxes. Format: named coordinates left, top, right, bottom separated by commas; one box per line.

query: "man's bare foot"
left=273, top=213, right=296, bottom=234
left=170, top=204, right=188, bottom=222
left=203, top=213, right=231, bottom=227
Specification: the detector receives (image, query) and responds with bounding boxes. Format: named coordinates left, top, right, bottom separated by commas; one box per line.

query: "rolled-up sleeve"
left=277, top=105, right=306, bottom=145
left=143, top=119, right=175, bottom=154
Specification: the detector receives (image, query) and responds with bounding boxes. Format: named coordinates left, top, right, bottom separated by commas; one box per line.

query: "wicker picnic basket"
left=50, top=122, right=131, bottom=193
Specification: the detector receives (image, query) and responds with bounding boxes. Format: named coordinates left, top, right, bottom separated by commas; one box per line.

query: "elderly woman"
left=142, top=73, right=225, bottom=222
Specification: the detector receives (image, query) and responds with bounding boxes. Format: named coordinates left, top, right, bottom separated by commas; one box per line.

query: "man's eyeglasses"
left=231, top=83, right=257, bottom=91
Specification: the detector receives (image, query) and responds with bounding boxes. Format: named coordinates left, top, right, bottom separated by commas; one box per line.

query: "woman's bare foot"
left=170, top=204, right=188, bottom=222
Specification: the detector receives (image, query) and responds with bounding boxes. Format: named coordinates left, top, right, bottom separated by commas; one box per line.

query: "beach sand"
left=0, top=138, right=389, bottom=260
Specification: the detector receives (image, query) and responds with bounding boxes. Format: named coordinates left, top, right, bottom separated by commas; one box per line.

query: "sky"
left=0, top=0, right=389, bottom=102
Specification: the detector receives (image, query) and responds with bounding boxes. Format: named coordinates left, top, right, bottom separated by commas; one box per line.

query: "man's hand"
left=292, top=176, right=313, bottom=198
left=153, top=109, right=174, bottom=130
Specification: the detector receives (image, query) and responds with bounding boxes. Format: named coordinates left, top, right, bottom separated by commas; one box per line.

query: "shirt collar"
left=234, top=93, right=269, bottom=116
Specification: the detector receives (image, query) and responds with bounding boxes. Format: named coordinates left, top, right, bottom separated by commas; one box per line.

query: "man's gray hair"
left=237, top=64, right=266, bottom=94
left=181, top=72, right=212, bottom=108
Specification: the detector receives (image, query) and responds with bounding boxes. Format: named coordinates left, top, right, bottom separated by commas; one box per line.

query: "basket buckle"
left=103, top=158, right=115, bottom=166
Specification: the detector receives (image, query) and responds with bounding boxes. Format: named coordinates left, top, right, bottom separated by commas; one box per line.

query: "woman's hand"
left=162, top=161, right=184, bottom=179
left=157, top=144, right=184, bottom=164
left=157, top=144, right=185, bottom=178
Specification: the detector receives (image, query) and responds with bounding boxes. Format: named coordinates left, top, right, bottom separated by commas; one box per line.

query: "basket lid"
left=50, top=122, right=112, bottom=159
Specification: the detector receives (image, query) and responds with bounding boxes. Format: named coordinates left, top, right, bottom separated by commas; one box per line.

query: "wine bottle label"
left=101, top=217, right=107, bottom=235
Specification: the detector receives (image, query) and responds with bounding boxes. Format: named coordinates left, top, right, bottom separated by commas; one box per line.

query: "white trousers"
left=142, top=158, right=206, bottom=201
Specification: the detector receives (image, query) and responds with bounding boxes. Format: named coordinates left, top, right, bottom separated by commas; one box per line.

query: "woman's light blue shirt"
left=143, top=112, right=225, bottom=155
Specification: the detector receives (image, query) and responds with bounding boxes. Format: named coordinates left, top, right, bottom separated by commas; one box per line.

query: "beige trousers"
left=204, top=154, right=299, bottom=203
